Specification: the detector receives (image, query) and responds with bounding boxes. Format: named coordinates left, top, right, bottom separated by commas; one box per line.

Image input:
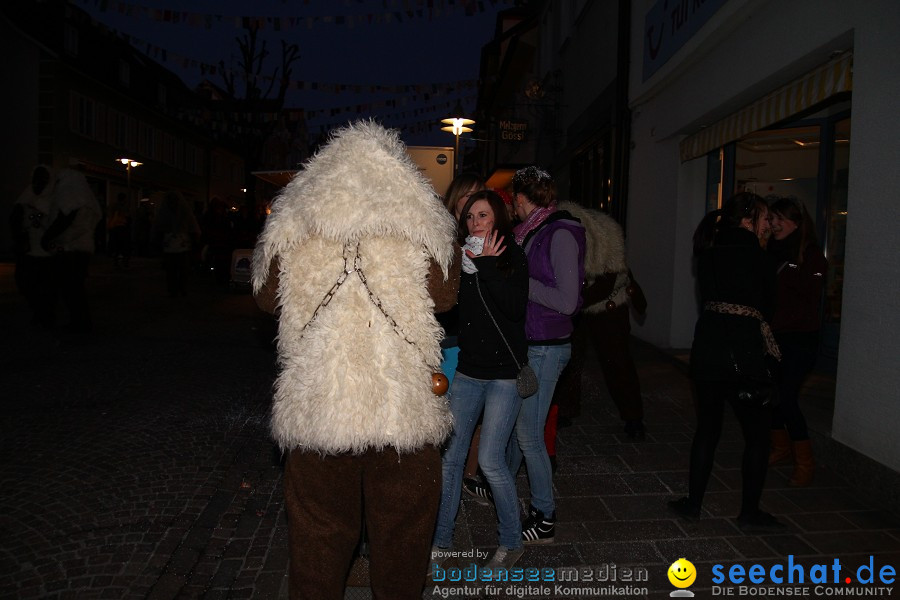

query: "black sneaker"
left=737, top=510, right=786, bottom=531
left=624, top=419, right=646, bottom=440
left=521, top=505, right=555, bottom=544
left=462, top=477, right=493, bottom=505
left=667, top=497, right=701, bottom=519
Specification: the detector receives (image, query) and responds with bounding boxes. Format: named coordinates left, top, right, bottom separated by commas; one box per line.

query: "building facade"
left=1, top=1, right=245, bottom=257
left=484, top=0, right=899, bottom=475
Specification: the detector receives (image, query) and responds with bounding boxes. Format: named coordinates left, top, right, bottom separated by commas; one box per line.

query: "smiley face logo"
left=668, top=558, right=696, bottom=588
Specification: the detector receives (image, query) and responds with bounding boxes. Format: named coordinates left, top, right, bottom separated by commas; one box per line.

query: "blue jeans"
left=507, top=344, right=571, bottom=516
left=433, top=373, right=523, bottom=550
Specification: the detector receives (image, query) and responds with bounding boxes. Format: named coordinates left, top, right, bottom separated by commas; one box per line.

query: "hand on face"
left=464, top=230, right=506, bottom=259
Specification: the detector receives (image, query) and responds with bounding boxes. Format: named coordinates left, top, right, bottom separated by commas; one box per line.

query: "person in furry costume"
left=42, top=166, right=102, bottom=333
left=252, top=121, right=460, bottom=600
left=552, top=201, right=647, bottom=439
left=10, top=165, right=59, bottom=328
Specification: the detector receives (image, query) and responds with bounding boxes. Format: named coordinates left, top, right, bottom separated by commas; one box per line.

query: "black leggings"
left=771, top=332, right=818, bottom=440
left=689, top=381, right=771, bottom=517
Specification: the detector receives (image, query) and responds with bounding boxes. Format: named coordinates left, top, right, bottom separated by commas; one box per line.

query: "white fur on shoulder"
left=252, top=120, right=456, bottom=291
left=558, top=201, right=627, bottom=277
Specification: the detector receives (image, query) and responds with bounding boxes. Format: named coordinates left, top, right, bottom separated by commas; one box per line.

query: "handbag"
left=709, top=250, right=781, bottom=408
left=730, top=348, right=779, bottom=408
left=474, top=276, right=537, bottom=398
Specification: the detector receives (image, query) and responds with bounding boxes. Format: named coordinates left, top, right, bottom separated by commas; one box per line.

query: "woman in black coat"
left=669, top=192, right=784, bottom=530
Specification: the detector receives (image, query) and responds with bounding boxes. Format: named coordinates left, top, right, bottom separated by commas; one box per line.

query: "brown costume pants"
left=283, top=445, right=440, bottom=600
left=555, top=306, right=643, bottom=422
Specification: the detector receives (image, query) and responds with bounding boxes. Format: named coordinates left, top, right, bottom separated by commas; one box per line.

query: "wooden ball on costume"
left=432, top=372, right=449, bottom=396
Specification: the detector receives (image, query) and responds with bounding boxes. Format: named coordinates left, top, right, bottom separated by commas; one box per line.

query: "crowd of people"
left=242, top=120, right=827, bottom=598
left=10, top=166, right=269, bottom=327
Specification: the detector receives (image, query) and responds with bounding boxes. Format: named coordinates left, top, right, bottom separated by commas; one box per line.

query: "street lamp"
left=116, top=157, right=142, bottom=190
left=116, top=157, right=143, bottom=231
left=441, top=103, right=474, bottom=175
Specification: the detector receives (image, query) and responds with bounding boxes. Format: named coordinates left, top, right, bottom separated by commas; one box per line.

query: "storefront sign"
left=642, top=0, right=728, bottom=81
left=500, top=120, right=528, bottom=142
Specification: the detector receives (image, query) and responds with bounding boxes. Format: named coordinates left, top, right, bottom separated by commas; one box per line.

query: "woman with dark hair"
left=766, top=197, right=826, bottom=487
left=443, top=172, right=486, bottom=220
left=669, top=192, right=784, bottom=530
left=507, top=166, right=586, bottom=545
left=432, top=190, right=530, bottom=571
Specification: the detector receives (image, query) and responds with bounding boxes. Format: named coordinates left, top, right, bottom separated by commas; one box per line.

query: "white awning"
left=679, top=52, right=853, bottom=162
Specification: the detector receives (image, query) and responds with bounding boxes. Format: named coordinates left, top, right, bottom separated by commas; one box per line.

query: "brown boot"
left=789, top=440, right=815, bottom=487
left=769, top=429, right=792, bottom=465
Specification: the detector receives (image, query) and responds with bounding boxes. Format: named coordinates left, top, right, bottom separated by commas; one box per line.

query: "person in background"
left=41, top=167, right=102, bottom=334
left=252, top=121, right=460, bottom=600
left=107, top=192, right=132, bottom=269
left=669, top=192, right=784, bottom=530
left=552, top=201, right=648, bottom=441
left=443, top=172, right=485, bottom=220
left=432, top=189, right=529, bottom=571
left=200, top=198, right=234, bottom=284
left=766, top=197, right=826, bottom=487
left=153, top=191, right=201, bottom=297
left=10, top=165, right=58, bottom=329
left=507, top=166, right=586, bottom=545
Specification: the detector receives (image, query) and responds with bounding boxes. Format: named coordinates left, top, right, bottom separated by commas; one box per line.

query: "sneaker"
left=667, top=497, right=701, bottom=519
left=521, top=505, right=555, bottom=544
left=462, top=477, right=493, bottom=505
left=485, top=545, right=525, bottom=571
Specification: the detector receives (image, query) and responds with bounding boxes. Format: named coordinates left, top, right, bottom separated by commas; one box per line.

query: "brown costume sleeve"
left=253, top=258, right=280, bottom=315
left=582, top=272, right=617, bottom=308
left=428, top=242, right=461, bottom=313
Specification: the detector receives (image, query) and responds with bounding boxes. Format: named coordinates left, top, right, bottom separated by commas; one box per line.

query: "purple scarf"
left=513, top=205, right=556, bottom=245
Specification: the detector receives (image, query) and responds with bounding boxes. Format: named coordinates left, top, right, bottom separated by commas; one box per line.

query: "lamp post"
left=116, top=157, right=143, bottom=198
left=116, top=158, right=142, bottom=257
left=441, top=103, right=474, bottom=175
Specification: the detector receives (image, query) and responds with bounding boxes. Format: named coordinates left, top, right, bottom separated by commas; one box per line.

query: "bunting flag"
left=75, top=0, right=511, bottom=30
left=112, top=31, right=478, bottom=94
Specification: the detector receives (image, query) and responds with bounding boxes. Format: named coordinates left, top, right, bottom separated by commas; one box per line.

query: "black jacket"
left=456, top=242, right=529, bottom=380
left=690, top=227, right=776, bottom=382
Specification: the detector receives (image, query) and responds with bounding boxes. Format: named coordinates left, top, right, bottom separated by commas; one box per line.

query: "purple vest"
left=524, top=218, right=586, bottom=341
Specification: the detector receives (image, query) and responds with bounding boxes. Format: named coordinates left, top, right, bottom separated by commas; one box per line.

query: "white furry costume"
left=558, top=201, right=629, bottom=314
left=252, top=121, right=457, bottom=454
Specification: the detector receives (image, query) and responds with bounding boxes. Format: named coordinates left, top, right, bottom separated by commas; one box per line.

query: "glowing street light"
left=441, top=103, right=474, bottom=175
left=116, top=157, right=143, bottom=221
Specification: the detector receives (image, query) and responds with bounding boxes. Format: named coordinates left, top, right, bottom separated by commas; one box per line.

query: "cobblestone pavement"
left=2, top=256, right=899, bottom=600
left=1, top=258, right=287, bottom=599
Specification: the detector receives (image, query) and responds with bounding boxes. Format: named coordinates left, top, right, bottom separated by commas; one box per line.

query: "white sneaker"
left=485, top=545, right=524, bottom=571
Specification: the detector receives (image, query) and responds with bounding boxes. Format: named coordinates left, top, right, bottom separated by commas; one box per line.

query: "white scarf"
left=461, top=235, right=484, bottom=274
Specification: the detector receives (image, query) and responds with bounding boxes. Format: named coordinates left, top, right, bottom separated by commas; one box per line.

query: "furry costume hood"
left=253, top=120, right=456, bottom=290
left=557, top=201, right=627, bottom=277
left=252, top=121, right=457, bottom=454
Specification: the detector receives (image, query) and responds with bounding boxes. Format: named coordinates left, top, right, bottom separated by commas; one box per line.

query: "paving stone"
left=2, top=260, right=898, bottom=598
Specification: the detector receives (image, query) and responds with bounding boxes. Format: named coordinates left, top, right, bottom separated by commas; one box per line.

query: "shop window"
left=825, top=118, right=850, bottom=323
left=570, top=134, right=610, bottom=211
left=734, top=125, right=821, bottom=209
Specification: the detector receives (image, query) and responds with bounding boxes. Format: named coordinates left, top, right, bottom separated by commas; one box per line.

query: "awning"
left=679, top=51, right=853, bottom=162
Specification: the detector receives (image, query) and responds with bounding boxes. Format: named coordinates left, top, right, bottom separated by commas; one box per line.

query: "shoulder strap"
left=474, top=275, right=522, bottom=371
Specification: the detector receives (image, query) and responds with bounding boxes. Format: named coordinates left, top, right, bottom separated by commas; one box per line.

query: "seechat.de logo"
left=668, top=558, right=697, bottom=598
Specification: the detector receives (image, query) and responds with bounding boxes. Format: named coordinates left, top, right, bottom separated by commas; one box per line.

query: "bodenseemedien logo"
left=668, top=558, right=697, bottom=598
